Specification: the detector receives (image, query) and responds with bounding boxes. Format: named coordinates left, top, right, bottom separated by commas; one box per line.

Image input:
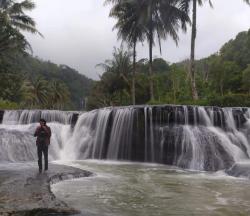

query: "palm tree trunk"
left=132, top=41, right=136, bottom=105
left=190, top=0, right=199, bottom=100
left=149, top=13, right=154, bottom=101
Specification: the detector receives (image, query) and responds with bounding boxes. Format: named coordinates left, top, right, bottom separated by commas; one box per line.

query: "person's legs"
left=37, top=144, right=43, bottom=172
left=43, top=145, right=49, bottom=171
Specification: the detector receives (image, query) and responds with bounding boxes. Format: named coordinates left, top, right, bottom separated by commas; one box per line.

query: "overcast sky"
left=24, top=0, right=250, bottom=80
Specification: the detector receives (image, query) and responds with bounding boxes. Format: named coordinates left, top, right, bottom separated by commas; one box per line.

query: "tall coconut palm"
left=182, top=0, right=212, bottom=100
left=0, top=0, right=41, bottom=35
left=106, top=0, right=190, bottom=102
left=141, top=0, right=190, bottom=101
left=108, top=0, right=146, bottom=105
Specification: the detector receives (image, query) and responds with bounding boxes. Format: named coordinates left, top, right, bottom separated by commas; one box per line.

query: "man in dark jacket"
left=34, top=119, right=51, bottom=173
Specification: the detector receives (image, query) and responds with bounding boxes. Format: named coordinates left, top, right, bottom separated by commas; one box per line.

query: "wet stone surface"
left=0, top=163, right=93, bottom=216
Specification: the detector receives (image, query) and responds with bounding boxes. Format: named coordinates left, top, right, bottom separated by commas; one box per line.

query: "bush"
left=0, top=98, right=19, bottom=109
left=208, top=94, right=250, bottom=107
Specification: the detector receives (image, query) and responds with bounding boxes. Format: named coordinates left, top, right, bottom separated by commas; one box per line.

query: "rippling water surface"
left=52, top=160, right=250, bottom=216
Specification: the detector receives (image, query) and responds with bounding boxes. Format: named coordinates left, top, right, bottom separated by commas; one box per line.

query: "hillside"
left=0, top=54, right=93, bottom=110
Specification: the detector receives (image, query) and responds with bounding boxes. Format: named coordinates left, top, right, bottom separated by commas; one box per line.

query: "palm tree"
left=21, top=80, right=36, bottom=108
left=97, top=47, right=132, bottom=83
left=106, top=0, right=190, bottom=102
left=96, top=46, right=132, bottom=105
left=48, top=80, right=70, bottom=109
left=0, top=0, right=41, bottom=35
left=182, top=0, right=212, bottom=100
left=141, top=0, right=190, bottom=101
left=0, top=0, right=41, bottom=54
left=185, top=0, right=249, bottom=100
left=108, top=0, right=146, bottom=105
left=0, top=23, right=31, bottom=54
left=30, top=76, right=49, bottom=108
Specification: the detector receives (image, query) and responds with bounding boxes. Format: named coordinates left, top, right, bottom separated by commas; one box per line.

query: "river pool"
left=52, top=160, right=250, bottom=216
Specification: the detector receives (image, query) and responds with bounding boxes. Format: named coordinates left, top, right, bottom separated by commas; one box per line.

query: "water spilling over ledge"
left=1, top=105, right=250, bottom=172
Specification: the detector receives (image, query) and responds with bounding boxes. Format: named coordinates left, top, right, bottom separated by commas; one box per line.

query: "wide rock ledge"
left=0, top=162, right=93, bottom=216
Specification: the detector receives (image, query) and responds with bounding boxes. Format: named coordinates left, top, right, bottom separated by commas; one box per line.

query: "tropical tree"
left=0, top=0, right=41, bottom=55
left=96, top=46, right=132, bottom=105
left=0, top=22, right=31, bottom=55
left=142, top=0, right=190, bottom=101
left=181, top=0, right=249, bottom=99
left=48, top=80, right=71, bottom=109
left=29, top=76, right=48, bottom=108
left=20, top=79, right=37, bottom=107
left=106, top=0, right=190, bottom=102
left=108, top=0, right=146, bottom=105
left=182, top=0, right=212, bottom=100
left=0, top=0, right=41, bottom=34
left=97, top=47, right=132, bottom=82
left=242, top=65, right=250, bottom=94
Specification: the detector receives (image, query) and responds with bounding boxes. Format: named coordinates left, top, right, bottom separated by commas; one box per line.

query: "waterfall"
left=59, top=105, right=250, bottom=171
left=1, top=106, right=250, bottom=172
left=0, top=110, right=78, bottom=162
left=2, top=110, right=74, bottom=125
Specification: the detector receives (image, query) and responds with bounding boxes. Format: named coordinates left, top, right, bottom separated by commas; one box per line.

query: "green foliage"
left=0, top=98, right=19, bottom=109
left=89, top=47, right=132, bottom=108
left=0, top=54, right=93, bottom=110
left=106, top=0, right=190, bottom=101
left=153, top=58, right=170, bottom=74
left=220, top=30, right=250, bottom=69
left=0, top=72, right=23, bottom=102
left=89, top=28, right=250, bottom=109
left=242, top=65, right=250, bottom=93
left=208, top=94, right=250, bottom=107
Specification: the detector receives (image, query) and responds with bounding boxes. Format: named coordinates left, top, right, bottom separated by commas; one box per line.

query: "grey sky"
left=25, top=0, right=250, bottom=80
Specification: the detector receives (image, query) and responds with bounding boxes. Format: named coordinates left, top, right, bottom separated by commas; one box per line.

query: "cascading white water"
left=1, top=106, right=250, bottom=171
left=0, top=110, right=75, bottom=162
left=107, top=108, right=135, bottom=160
left=2, top=110, right=73, bottom=125
left=57, top=106, right=250, bottom=171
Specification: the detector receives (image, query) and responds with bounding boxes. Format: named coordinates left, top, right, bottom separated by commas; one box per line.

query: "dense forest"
left=0, top=53, right=93, bottom=110
left=88, top=29, right=250, bottom=109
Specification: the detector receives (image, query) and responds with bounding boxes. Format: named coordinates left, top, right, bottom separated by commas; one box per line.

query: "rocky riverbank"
left=0, top=162, right=93, bottom=216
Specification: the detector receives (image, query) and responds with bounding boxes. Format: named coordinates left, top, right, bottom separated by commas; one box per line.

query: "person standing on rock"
left=34, top=119, right=51, bottom=173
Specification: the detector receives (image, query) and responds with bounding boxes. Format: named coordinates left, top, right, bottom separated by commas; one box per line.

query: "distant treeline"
left=88, top=29, right=250, bottom=109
